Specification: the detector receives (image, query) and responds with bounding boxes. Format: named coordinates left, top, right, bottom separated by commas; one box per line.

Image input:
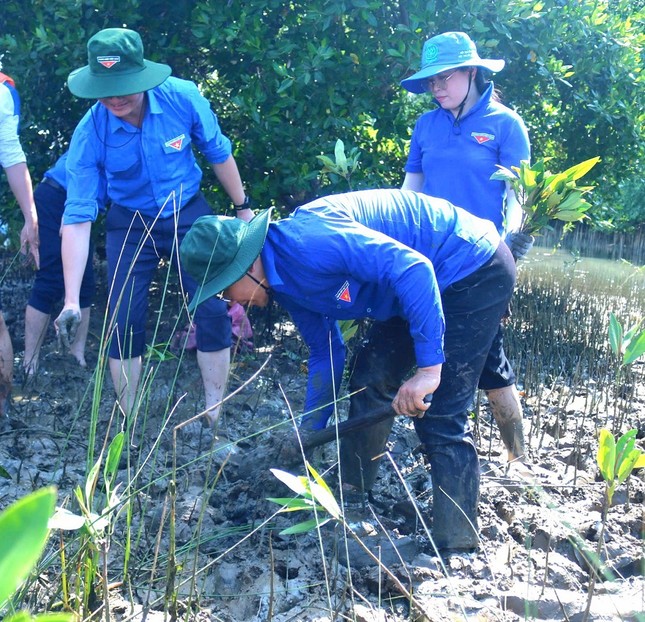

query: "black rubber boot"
left=339, top=318, right=416, bottom=492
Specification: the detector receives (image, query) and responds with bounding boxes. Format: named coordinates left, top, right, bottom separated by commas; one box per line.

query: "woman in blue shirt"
left=55, top=28, right=252, bottom=423
left=401, top=32, right=532, bottom=462
left=180, top=188, right=516, bottom=555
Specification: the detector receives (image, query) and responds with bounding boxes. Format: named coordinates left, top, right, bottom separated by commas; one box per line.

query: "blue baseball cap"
left=401, top=32, right=505, bottom=94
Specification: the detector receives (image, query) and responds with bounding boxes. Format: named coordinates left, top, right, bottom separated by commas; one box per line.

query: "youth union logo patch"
left=472, top=132, right=495, bottom=144
left=97, top=56, right=120, bottom=69
left=165, top=134, right=185, bottom=150
left=335, top=281, right=352, bottom=303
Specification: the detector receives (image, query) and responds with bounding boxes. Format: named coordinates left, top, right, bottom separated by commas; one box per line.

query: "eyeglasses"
left=427, top=71, right=457, bottom=91
left=246, top=271, right=270, bottom=293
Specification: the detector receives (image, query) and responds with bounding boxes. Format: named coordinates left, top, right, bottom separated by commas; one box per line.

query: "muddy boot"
left=340, top=318, right=416, bottom=493
left=425, top=439, right=480, bottom=554
left=486, top=384, right=525, bottom=462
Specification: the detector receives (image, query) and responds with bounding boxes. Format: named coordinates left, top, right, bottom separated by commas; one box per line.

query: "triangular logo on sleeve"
left=97, top=56, right=120, bottom=69
left=472, top=132, right=494, bottom=144
left=165, top=134, right=185, bottom=150
left=335, top=281, right=352, bottom=303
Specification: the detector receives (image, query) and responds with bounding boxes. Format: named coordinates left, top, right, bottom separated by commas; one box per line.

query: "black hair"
left=464, top=66, right=501, bottom=102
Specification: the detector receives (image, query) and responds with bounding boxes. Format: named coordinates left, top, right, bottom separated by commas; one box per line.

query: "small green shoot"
left=608, top=313, right=645, bottom=367
left=268, top=463, right=341, bottom=534
left=317, top=139, right=361, bottom=190
left=597, top=428, right=645, bottom=506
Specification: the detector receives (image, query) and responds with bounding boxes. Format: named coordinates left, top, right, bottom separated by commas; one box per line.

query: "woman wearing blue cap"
left=400, top=31, right=531, bottom=463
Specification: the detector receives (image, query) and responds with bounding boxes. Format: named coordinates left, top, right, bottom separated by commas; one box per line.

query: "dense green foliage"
left=1, top=0, right=643, bottom=240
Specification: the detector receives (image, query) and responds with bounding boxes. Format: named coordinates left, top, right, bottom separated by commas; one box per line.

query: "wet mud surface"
left=1, top=259, right=643, bottom=621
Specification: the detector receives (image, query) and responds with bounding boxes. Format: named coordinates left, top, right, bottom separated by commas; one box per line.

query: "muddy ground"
left=1, top=258, right=644, bottom=622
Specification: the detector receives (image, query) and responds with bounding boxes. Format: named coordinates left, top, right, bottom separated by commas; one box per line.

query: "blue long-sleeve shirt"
left=63, top=76, right=232, bottom=224
left=261, top=188, right=499, bottom=428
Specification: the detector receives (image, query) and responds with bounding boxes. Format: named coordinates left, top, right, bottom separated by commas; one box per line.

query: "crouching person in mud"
left=180, top=188, right=516, bottom=557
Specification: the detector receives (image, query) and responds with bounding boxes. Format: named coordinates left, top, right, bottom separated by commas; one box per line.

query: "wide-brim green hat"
left=181, top=209, right=273, bottom=313
left=68, top=28, right=171, bottom=99
left=401, top=31, right=505, bottom=94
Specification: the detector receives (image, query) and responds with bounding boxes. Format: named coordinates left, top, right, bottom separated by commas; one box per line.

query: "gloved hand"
left=505, top=231, right=535, bottom=261
left=54, top=307, right=81, bottom=349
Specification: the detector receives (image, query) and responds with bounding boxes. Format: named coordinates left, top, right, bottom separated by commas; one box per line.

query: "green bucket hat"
left=181, top=209, right=273, bottom=313
left=401, top=31, right=505, bottom=94
left=67, top=28, right=171, bottom=99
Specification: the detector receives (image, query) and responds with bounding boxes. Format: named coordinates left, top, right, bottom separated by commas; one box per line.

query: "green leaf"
left=553, top=209, right=588, bottom=223
left=266, top=497, right=316, bottom=512
left=490, top=165, right=517, bottom=183
left=623, top=326, right=645, bottom=366
left=0, top=465, right=11, bottom=479
left=104, top=432, right=125, bottom=488
left=616, top=449, right=642, bottom=484
left=597, top=428, right=616, bottom=483
left=561, top=156, right=601, bottom=182
left=279, top=517, right=331, bottom=535
left=334, top=139, right=348, bottom=174
left=615, top=429, right=638, bottom=466
left=608, top=313, right=622, bottom=357
left=84, top=457, right=101, bottom=513
left=306, top=464, right=341, bottom=519
left=633, top=454, right=645, bottom=469
left=5, top=614, right=75, bottom=622
left=0, top=487, right=56, bottom=606
left=270, top=468, right=310, bottom=498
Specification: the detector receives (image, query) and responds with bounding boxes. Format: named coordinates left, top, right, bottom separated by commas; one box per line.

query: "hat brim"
left=187, top=208, right=272, bottom=313
left=67, top=60, right=171, bottom=99
left=401, top=58, right=505, bottom=94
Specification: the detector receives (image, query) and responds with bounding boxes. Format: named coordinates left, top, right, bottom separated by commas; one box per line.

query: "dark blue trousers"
left=340, top=243, right=516, bottom=550
left=105, top=193, right=231, bottom=359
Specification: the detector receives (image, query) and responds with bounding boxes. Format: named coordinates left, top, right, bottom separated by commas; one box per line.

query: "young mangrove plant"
left=48, top=431, right=126, bottom=619
left=582, top=428, right=645, bottom=622
left=268, top=462, right=431, bottom=618
left=608, top=313, right=645, bottom=430
left=491, top=156, right=600, bottom=236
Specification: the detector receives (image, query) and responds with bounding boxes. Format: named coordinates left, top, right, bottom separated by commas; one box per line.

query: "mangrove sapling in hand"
left=491, top=156, right=600, bottom=237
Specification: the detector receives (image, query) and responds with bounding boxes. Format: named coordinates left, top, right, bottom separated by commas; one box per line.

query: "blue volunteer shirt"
left=261, top=188, right=499, bottom=427
left=405, top=83, right=530, bottom=233
left=45, top=151, right=107, bottom=208
left=63, top=76, right=232, bottom=224
left=43, top=151, right=69, bottom=189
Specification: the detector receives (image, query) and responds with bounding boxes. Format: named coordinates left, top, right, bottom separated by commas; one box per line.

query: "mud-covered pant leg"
left=339, top=317, right=416, bottom=491
left=414, top=245, right=516, bottom=550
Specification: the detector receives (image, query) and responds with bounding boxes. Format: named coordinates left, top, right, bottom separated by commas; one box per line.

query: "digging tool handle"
left=301, top=394, right=433, bottom=451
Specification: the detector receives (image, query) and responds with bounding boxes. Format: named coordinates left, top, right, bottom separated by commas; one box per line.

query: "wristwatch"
left=233, top=195, right=253, bottom=211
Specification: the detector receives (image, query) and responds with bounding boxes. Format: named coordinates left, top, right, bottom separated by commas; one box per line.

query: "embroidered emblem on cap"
left=471, top=132, right=495, bottom=144
left=335, top=281, right=352, bottom=303
left=165, top=134, right=185, bottom=150
left=97, top=56, right=120, bottom=69
left=423, top=44, right=439, bottom=65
